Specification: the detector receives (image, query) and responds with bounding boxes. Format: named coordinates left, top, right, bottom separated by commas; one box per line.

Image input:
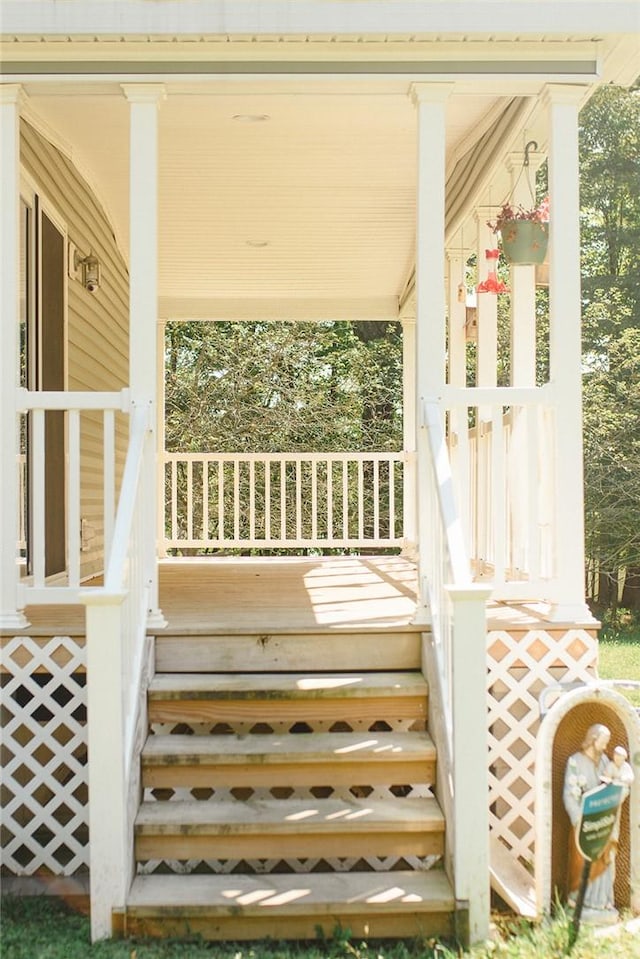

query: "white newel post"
left=546, top=85, right=592, bottom=622
left=0, top=86, right=29, bottom=628
left=448, top=585, right=493, bottom=944
left=411, top=83, right=452, bottom=622
left=401, top=316, right=417, bottom=557
left=83, top=593, right=127, bottom=939
left=123, top=84, right=166, bottom=628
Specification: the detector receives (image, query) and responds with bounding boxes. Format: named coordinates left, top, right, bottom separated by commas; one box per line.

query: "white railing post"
left=401, top=316, right=417, bottom=558
left=448, top=584, right=493, bottom=944
left=123, top=83, right=166, bottom=628
left=545, top=84, right=593, bottom=622
left=0, top=85, right=28, bottom=628
left=411, top=82, right=453, bottom=622
left=82, top=591, right=128, bottom=940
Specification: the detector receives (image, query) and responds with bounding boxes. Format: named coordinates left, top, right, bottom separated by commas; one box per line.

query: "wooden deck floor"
left=157, top=556, right=420, bottom=633
left=6, top=556, right=419, bottom=636
left=5, top=555, right=579, bottom=638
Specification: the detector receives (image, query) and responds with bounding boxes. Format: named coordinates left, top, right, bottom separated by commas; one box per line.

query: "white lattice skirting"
left=487, top=626, right=598, bottom=867
left=1, top=636, right=89, bottom=876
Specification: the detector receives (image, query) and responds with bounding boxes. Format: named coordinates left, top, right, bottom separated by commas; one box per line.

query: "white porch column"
left=157, top=318, right=167, bottom=558
left=0, top=86, right=29, bottom=628
left=546, top=85, right=592, bottom=621
left=401, top=316, right=417, bottom=557
left=475, top=215, right=498, bottom=397
left=123, top=84, right=166, bottom=627
left=447, top=251, right=471, bottom=547
left=411, top=83, right=453, bottom=620
left=506, top=150, right=544, bottom=388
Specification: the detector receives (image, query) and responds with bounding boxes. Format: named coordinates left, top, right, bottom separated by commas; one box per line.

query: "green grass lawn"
left=598, top=627, right=640, bottom=708
left=2, top=896, right=640, bottom=959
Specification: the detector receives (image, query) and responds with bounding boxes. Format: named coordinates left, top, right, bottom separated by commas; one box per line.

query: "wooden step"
left=148, top=671, right=427, bottom=724
left=154, top=630, right=421, bottom=673
left=121, top=870, right=456, bottom=940
left=135, top=796, right=444, bottom=861
left=142, top=731, right=436, bottom=789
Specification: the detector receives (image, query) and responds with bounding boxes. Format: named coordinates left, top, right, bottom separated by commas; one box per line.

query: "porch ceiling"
left=23, top=83, right=506, bottom=320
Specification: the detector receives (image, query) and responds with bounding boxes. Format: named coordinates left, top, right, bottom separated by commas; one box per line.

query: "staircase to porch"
left=118, top=561, right=457, bottom=941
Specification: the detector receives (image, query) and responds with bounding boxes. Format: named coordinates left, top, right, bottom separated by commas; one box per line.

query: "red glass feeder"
left=477, top=248, right=510, bottom=294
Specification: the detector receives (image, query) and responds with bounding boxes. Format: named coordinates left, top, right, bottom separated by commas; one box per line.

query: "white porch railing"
left=162, top=451, right=407, bottom=551
left=82, top=403, right=155, bottom=940
left=16, top=387, right=129, bottom=604
left=444, top=385, right=556, bottom=600
left=421, top=400, right=492, bottom=942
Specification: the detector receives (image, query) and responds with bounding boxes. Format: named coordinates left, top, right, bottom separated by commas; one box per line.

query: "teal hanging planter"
left=500, top=219, right=549, bottom=265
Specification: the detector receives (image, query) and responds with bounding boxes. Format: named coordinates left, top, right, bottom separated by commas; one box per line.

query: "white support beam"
left=447, top=251, right=471, bottom=551
left=0, top=86, right=29, bottom=629
left=475, top=216, right=498, bottom=405
left=123, top=83, right=166, bottom=628
left=411, top=82, right=452, bottom=622
left=401, top=317, right=417, bottom=557
left=506, top=150, right=544, bottom=388
left=545, top=84, right=593, bottom=622
left=157, top=319, right=167, bottom=558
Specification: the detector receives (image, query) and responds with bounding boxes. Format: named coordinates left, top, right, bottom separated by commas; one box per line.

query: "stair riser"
left=155, top=633, right=421, bottom=673
left=119, top=910, right=455, bottom=941
left=136, top=831, right=444, bottom=862
left=148, top=695, right=426, bottom=725
left=143, top=758, right=436, bottom=790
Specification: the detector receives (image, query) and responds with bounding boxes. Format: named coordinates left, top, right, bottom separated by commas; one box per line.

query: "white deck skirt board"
left=126, top=869, right=455, bottom=913
left=135, top=796, right=444, bottom=834
left=3, top=2, right=639, bottom=37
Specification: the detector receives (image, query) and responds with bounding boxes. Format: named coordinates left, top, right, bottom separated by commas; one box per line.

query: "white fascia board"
left=1, top=2, right=640, bottom=38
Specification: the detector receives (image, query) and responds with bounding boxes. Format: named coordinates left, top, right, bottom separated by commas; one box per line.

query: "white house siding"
left=21, top=120, right=129, bottom=580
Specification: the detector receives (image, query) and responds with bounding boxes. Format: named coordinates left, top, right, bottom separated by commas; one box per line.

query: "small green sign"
left=576, top=781, right=624, bottom=862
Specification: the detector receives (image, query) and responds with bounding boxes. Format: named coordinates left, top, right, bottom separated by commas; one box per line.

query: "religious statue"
left=562, top=723, right=618, bottom=920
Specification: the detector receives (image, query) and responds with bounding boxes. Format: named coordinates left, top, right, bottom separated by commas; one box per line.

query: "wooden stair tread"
left=142, top=731, right=435, bottom=765
left=126, top=870, right=454, bottom=915
left=135, top=796, right=443, bottom=835
left=149, top=671, right=427, bottom=700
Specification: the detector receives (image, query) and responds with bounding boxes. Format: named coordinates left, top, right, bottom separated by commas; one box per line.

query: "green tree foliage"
left=166, top=320, right=402, bottom=455
left=580, top=85, right=640, bottom=610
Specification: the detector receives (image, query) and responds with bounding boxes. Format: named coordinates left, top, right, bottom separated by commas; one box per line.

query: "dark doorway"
left=37, top=208, right=66, bottom=578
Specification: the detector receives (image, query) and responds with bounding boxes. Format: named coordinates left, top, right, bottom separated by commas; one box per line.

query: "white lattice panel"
left=486, top=627, right=597, bottom=866
left=1, top=637, right=88, bottom=876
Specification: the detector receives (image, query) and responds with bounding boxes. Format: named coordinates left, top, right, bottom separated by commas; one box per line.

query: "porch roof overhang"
left=3, top=18, right=638, bottom=324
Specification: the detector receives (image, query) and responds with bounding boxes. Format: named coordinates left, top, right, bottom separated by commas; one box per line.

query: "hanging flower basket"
left=500, top=218, right=549, bottom=265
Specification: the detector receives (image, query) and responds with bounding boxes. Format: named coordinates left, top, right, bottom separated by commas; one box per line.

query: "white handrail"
left=424, top=402, right=470, bottom=586
left=423, top=399, right=492, bottom=942
left=104, top=405, right=148, bottom=590
left=17, top=387, right=129, bottom=412
left=17, top=389, right=129, bottom=603
left=82, top=401, right=153, bottom=940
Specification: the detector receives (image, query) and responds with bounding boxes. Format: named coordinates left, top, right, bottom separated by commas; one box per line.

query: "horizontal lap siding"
left=21, top=121, right=129, bottom=580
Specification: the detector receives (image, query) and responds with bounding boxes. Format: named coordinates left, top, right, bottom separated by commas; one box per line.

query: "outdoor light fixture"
left=74, top=249, right=101, bottom=293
